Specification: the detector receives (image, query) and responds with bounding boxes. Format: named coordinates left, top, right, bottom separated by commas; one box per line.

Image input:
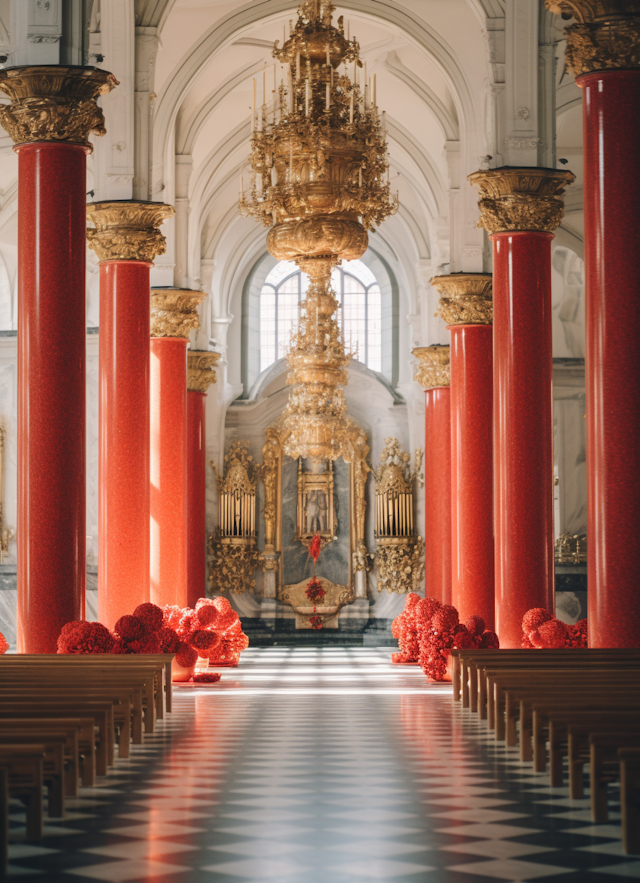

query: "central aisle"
left=8, top=648, right=636, bottom=882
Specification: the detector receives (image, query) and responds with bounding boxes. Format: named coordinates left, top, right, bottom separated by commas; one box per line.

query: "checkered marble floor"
left=6, top=647, right=639, bottom=882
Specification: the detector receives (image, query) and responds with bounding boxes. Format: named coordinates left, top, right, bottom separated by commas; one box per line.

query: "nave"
left=5, top=649, right=636, bottom=883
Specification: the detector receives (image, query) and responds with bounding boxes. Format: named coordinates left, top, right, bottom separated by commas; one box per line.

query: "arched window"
left=260, top=259, right=382, bottom=373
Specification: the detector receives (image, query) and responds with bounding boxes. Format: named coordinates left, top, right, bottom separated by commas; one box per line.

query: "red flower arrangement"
left=0, top=630, right=9, bottom=654
left=56, top=596, right=249, bottom=673
left=306, top=578, right=326, bottom=604
left=309, top=615, right=323, bottom=630
left=521, top=607, right=588, bottom=649
left=391, top=594, right=500, bottom=680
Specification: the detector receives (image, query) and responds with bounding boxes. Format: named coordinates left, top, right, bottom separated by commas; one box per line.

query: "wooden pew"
left=0, top=765, right=8, bottom=877
left=0, top=746, right=45, bottom=839
left=619, top=748, right=640, bottom=855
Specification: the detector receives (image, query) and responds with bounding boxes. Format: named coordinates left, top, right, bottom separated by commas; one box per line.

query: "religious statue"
left=305, top=489, right=328, bottom=534
left=296, top=458, right=336, bottom=550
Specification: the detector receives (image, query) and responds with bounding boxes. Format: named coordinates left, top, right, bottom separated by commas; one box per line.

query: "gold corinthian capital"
left=187, top=351, right=220, bottom=393
left=432, top=274, right=493, bottom=326
left=150, top=288, right=206, bottom=339
left=86, top=201, right=175, bottom=263
left=546, top=1, right=640, bottom=76
left=468, top=168, right=575, bottom=235
left=412, top=345, right=450, bottom=390
left=0, top=66, right=118, bottom=147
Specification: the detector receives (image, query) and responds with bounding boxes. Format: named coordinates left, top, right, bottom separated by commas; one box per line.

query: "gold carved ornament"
left=86, top=201, right=174, bottom=263
left=432, top=273, right=493, bottom=326
left=468, top=168, right=575, bottom=235
left=373, top=438, right=424, bottom=594
left=240, top=1, right=397, bottom=463
left=208, top=441, right=261, bottom=594
left=150, top=288, right=205, bottom=339
left=555, top=530, right=588, bottom=564
left=0, top=66, right=118, bottom=147
left=187, top=351, right=220, bottom=393
left=546, top=1, right=640, bottom=76
left=412, top=345, right=450, bottom=390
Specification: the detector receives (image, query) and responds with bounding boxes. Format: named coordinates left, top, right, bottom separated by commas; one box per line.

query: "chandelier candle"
left=240, top=0, right=397, bottom=462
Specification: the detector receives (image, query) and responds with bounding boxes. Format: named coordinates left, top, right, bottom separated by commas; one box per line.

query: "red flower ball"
left=213, top=596, right=232, bottom=614
left=432, top=605, right=459, bottom=633
left=192, top=672, right=222, bottom=684
left=57, top=620, right=113, bottom=654
left=522, top=607, right=553, bottom=633
left=132, top=603, right=163, bottom=635
left=454, top=630, right=477, bottom=650
left=480, top=630, right=500, bottom=649
left=216, top=607, right=240, bottom=631
left=191, top=629, right=219, bottom=651
left=175, top=643, right=198, bottom=668
left=465, top=615, right=485, bottom=637
left=415, top=597, right=441, bottom=626
left=115, top=615, right=145, bottom=643
left=404, top=592, right=421, bottom=609
left=0, top=630, right=8, bottom=654
left=138, top=633, right=161, bottom=654
left=195, top=602, right=219, bottom=628
left=530, top=618, right=568, bottom=649
left=158, top=627, right=181, bottom=653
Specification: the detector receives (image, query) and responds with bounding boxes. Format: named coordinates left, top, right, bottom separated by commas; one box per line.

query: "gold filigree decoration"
left=468, top=168, right=575, bottom=234
left=150, top=288, right=205, bottom=339
left=555, top=530, right=588, bottom=564
left=241, top=1, right=397, bottom=462
left=412, top=345, right=450, bottom=390
left=187, top=351, right=220, bottom=393
left=208, top=539, right=261, bottom=595
left=208, top=441, right=260, bottom=594
left=432, top=273, right=493, bottom=326
left=0, top=66, right=118, bottom=147
left=375, top=537, right=425, bottom=595
left=373, top=439, right=424, bottom=594
left=86, top=201, right=174, bottom=262
left=546, top=2, right=640, bottom=75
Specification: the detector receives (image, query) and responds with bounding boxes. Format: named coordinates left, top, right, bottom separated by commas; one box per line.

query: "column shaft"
left=98, top=260, right=151, bottom=629
left=492, top=231, right=554, bottom=646
left=17, top=143, right=87, bottom=652
left=186, top=390, right=206, bottom=608
left=450, top=325, right=494, bottom=628
left=424, top=387, right=452, bottom=605
left=150, top=338, right=188, bottom=608
left=581, top=70, right=640, bottom=647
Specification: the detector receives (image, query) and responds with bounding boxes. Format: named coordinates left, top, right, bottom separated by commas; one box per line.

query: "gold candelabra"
left=240, top=0, right=397, bottom=462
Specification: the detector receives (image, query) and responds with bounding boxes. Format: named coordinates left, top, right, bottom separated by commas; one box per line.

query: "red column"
left=469, top=169, right=574, bottom=647
left=547, top=2, right=640, bottom=646
left=0, top=66, right=117, bottom=652
left=87, top=203, right=173, bottom=630
left=414, top=346, right=451, bottom=605
left=581, top=72, right=640, bottom=646
left=186, top=352, right=219, bottom=608
left=150, top=289, right=205, bottom=609
left=433, top=274, right=494, bottom=629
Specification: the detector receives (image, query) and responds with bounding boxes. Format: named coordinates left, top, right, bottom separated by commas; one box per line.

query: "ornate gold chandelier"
left=240, top=0, right=397, bottom=461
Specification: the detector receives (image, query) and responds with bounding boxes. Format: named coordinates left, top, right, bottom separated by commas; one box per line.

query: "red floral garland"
left=306, top=532, right=326, bottom=630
